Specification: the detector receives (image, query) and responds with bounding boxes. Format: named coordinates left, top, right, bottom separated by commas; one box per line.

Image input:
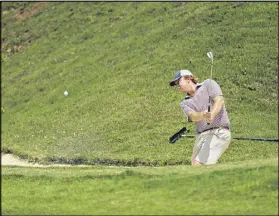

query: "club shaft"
left=181, top=135, right=278, bottom=142
left=210, top=63, right=213, bottom=79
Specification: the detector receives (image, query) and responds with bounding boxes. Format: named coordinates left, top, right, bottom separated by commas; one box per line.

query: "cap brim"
left=169, top=77, right=179, bottom=86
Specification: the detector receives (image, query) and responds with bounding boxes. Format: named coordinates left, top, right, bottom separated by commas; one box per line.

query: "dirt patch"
left=1, top=154, right=90, bottom=167
left=15, top=2, right=49, bottom=21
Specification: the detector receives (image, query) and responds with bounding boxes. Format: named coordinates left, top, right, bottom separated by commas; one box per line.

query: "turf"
left=2, top=158, right=278, bottom=215
left=1, top=2, right=278, bottom=166
left=1, top=2, right=278, bottom=214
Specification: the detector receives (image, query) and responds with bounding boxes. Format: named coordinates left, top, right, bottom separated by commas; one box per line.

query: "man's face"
left=175, top=77, right=191, bottom=93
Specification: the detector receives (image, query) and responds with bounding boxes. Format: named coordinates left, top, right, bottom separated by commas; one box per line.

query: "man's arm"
left=210, top=95, right=224, bottom=120
left=188, top=112, right=207, bottom=122
left=188, top=96, right=224, bottom=122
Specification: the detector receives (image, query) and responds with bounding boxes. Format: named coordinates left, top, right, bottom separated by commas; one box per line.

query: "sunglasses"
left=174, top=78, right=181, bottom=87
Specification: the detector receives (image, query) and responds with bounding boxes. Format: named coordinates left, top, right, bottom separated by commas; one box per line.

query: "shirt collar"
left=184, top=82, right=203, bottom=99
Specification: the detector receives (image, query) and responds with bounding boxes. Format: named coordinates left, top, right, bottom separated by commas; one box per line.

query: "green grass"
left=1, top=2, right=278, bottom=214
left=2, top=158, right=278, bottom=215
left=1, top=2, right=278, bottom=165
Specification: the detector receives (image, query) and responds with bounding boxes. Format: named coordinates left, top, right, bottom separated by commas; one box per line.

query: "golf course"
left=1, top=2, right=278, bottom=215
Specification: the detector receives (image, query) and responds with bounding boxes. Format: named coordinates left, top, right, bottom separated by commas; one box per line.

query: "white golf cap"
left=169, top=70, right=193, bottom=86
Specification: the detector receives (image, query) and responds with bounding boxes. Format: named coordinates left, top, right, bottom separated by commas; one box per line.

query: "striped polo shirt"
left=180, top=79, right=230, bottom=134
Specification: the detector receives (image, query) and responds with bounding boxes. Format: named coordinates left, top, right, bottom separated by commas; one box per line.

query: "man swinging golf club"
left=169, top=52, right=231, bottom=166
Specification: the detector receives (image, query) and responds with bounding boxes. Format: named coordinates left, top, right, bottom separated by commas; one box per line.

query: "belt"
left=199, top=127, right=230, bottom=134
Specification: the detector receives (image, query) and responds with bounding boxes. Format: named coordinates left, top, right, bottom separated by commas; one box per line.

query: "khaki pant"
left=192, top=128, right=231, bottom=165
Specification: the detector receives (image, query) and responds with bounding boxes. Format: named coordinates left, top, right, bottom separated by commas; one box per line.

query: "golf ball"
left=64, top=91, right=68, bottom=96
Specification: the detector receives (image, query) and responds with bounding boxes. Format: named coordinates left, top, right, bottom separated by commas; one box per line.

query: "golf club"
left=169, top=127, right=278, bottom=144
left=206, top=51, right=214, bottom=125
left=181, top=134, right=279, bottom=142
left=169, top=127, right=189, bottom=144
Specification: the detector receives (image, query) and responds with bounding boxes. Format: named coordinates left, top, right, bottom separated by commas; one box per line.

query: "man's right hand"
left=189, top=111, right=211, bottom=123
left=203, top=112, right=213, bottom=124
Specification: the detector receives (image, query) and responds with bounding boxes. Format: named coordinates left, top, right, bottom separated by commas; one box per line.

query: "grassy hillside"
left=1, top=2, right=278, bottom=165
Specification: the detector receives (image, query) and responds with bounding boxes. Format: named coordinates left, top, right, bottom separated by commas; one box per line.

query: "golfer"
left=170, top=69, right=231, bottom=166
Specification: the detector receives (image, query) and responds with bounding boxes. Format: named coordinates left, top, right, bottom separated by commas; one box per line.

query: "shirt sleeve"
left=180, top=100, right=194, bottom=122
left=205, top=79, right=223, bottom=99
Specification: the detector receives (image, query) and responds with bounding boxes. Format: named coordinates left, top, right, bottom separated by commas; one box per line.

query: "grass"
left=1, top=1, right=278, bottom=165
left=1, top=2, right=278, bottom=215
left=2, top=158, right=278, bottom=215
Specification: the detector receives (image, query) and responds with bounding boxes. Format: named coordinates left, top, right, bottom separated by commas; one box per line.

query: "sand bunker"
left=1, top=154, right=89, bottom=167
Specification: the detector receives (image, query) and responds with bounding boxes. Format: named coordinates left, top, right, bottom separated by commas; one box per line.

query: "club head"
left=207, top=52, right=213, bottom=60
left=169, top=127, right=189, bottom=144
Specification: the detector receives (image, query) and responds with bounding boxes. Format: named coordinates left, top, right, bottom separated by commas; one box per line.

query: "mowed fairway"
left=2, top=158, right=278, bottom=215
left=1, top=2, right=278, bottom=215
